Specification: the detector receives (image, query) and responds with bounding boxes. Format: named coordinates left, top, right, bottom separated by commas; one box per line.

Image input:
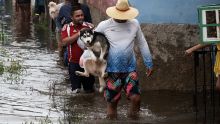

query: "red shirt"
left=61, top=22, right=92, bottom=63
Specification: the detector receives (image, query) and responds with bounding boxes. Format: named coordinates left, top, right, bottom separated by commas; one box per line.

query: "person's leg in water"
left=81, top=75, right=95, bottom=93
left=128, top=94, right=141, bottom=118
left=68, top=62, right=82, bottom=92
left=107, top=101, right=118, bottom=119
left=106, top=93, right=141, bottom=119
left=124, top=71, right=141, bottom=118
left=216, top=75, right=220, bottom=91
left=104, top=73, right=123, bottom=119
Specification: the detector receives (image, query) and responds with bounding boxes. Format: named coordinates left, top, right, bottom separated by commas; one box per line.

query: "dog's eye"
left=83, top=35, right=86, bottom=38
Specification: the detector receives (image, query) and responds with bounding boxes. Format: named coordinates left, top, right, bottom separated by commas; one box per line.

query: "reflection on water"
left=0, top=0, right=220, bottom=124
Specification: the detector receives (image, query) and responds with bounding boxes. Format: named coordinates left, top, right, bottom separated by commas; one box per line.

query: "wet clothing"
left=95, top=18, right=153, bottom=72
left=57, top=2, right=92, bottom=27
left=104, top=71, right=140, bottom=103
left=61, top=22, right=95, bottom=91
left=69, top=62, right=94, bottom=91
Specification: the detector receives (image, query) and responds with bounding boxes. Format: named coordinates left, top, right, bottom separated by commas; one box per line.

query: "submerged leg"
left=107, top=102, right=118, bottom=119
left=128, top=94, right=141, bottom=119
left=216, top=75, right=220, bottom=91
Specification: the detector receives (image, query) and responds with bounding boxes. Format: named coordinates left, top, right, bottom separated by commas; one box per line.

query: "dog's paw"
left=75, top=71, right=81, bottom=76
left=85, top=74, right=90, bottom=77
left=99, top=87, right=105, bottom=93
left=103, top=73, right=108, bottom=78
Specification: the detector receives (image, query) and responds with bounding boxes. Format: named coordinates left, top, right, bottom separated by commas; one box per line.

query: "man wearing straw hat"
left=95, top=0, right=153, bottom=119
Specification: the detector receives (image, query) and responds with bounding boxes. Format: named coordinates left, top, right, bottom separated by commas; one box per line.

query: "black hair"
left=71, top=0, right=79, bottom=5
left=71, top=3, right=82, bottom=15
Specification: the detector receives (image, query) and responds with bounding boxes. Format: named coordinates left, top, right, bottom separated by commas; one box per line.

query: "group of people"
left=51, top=0, right=153, bottom=119
left=51, top=0, right=220, bottom=120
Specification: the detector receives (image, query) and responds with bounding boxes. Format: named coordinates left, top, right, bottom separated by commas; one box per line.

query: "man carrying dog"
left=57, top=0, right=92, bottom=66
left=61, top=4, right=95, bottom=93
left=95, top=0, right=153, bottom=119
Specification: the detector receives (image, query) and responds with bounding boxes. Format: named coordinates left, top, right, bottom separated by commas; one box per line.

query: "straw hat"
left=106, top=0, right=139, bottom=20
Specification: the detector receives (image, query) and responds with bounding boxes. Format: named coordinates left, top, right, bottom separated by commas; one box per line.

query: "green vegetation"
left=0, top=61, right=4, bottom=75
left=22, top=116, right=64, bottom=124
left=0, top=47, right=25, bottom=83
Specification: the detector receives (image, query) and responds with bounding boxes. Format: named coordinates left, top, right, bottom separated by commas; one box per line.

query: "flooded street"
left=0, top=0, right=220, bottom=124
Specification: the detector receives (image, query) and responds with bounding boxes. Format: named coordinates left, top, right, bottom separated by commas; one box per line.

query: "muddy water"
left=0, top=1, right=219, bottom=124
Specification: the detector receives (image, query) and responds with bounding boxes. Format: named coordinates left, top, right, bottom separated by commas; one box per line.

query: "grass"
left=22, top=116, right=65, bottom=124
left=0, top=47, right=25, bottom=83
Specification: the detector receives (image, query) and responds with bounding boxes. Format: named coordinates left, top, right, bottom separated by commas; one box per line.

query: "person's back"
left=57, top=0, right=92, bottom=27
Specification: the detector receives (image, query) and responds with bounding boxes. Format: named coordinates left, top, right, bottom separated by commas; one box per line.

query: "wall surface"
left=130, top=0, right=220, bottom=24
left=88, top=0, right=220, bottom=24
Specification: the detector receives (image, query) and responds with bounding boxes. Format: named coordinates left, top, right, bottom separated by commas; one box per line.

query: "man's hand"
left=146, top=68, right=153, bottom=77
left=185, top=49, right=193, bottom=56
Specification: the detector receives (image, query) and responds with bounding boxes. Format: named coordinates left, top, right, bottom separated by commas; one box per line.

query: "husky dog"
left=76, top=29, right=109, bottom=92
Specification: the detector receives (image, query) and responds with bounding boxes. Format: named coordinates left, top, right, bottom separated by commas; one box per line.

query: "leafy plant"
left=0, top=61, right=4, bottom=75
left=0, top=47, right=26, bottom=83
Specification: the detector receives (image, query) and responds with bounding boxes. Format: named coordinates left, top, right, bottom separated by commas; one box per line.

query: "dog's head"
left=48, top=1, right=56, bottom=8
left=80, top=28, right=94, bottom=47
left=48, top=2, right=58, bottom=19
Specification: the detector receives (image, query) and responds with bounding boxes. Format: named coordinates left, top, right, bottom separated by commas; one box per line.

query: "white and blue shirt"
left=95, top=18, right=153, bottom=72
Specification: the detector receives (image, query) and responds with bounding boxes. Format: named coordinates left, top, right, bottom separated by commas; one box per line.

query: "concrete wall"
left=87, top=0, right=220, bottom=24
left=86, top=0, right=217, bottom=91
left=137, top=24, right=199, bottom=90
left=130, top=0, right=220, bottom=24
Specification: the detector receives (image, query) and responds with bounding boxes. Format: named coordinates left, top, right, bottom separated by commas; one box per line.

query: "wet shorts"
left=104, top=71, right=140, bottom=103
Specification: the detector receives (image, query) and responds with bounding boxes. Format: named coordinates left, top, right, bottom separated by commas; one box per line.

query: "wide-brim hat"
left=106, top=0, right=139, bottom=20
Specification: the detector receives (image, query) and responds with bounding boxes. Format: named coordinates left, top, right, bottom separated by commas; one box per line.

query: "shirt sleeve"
left=94, top=21, right=106, bottom=33
left=135, top=20, right=153, bottom=69
left=77, top=38, right=85, bottom=49
left=61, top=24, right=68, bottom=41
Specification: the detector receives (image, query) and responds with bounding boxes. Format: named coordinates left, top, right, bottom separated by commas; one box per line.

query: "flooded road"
left=0, top=0, right=220, bottom=124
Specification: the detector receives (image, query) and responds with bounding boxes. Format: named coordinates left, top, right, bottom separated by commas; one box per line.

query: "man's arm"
left=185, top=44, right=210, bottom=55
left=62, top=32, right=80, bottom=46
left=61, top=24, right=80, bottom=46
left=135, top=20, right=153, bottom=76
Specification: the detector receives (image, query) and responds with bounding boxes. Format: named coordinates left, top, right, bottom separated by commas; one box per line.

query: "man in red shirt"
left=61, top=5, right=94, bottom=93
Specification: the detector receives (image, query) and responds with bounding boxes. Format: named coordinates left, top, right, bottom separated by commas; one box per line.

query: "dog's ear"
left=90, top=27, right=95, bottom=33
left=79, top=30, right=85, bottom=40
left=48, top=2, right=56, bottom=7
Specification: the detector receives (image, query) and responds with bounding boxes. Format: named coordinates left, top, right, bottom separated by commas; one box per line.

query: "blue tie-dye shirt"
left=95, top=18, right=153, bottom=72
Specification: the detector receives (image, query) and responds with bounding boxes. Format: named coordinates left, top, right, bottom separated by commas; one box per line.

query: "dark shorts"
left=104, top=71, right=140, bottom=103
left=68, top=62, right=95, bottom=91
